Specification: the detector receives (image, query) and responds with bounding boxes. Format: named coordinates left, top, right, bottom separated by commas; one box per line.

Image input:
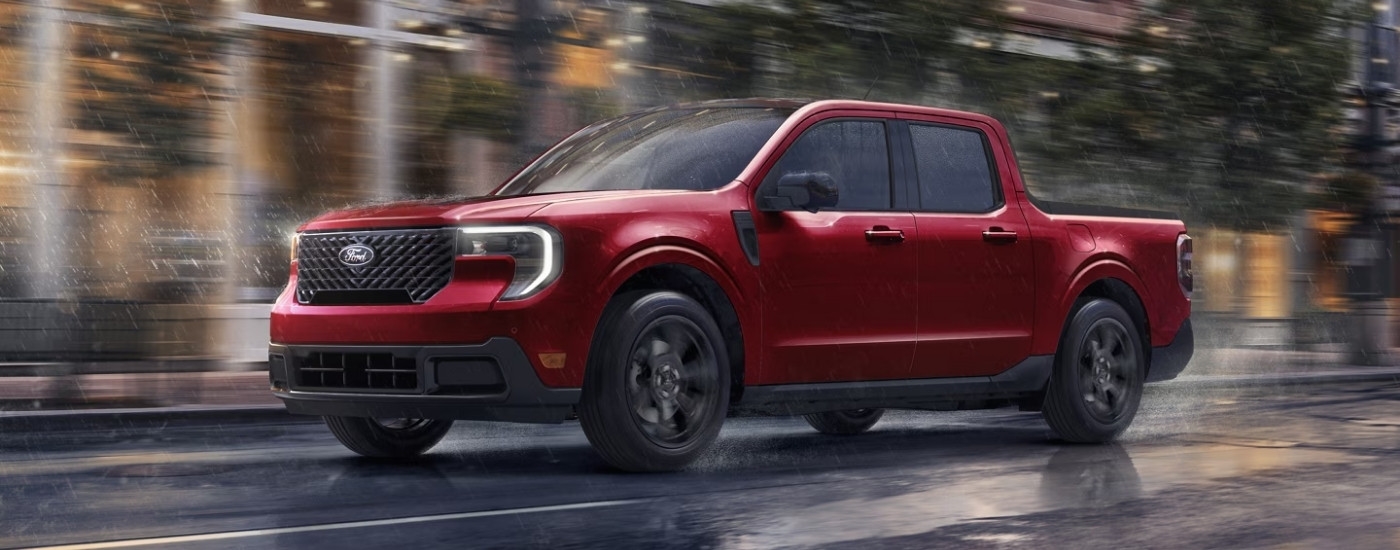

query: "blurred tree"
left=657, top=0, right=1001, bottom=100
left=653, top=0, right=1356, bottom=231
left=68, top=4, right=228, bottom=183
left=444, top=74, right=523, bottom=141
left=1063, top=0, right=1357, bottom=230
left=1316, top=171, right=1380, bottom=215
left=567, top=87, right=622, bottom=125
left=646, top=1, right=772, bottom=100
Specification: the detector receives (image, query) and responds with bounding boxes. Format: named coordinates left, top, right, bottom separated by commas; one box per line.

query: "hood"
left=298, top=191, right=645, bottom=231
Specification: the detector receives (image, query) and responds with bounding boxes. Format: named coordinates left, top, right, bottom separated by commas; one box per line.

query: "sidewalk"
left=2, top=348, right=1398, bottom=421
left=1171, top=347, right=1400, bottom=388
left=0, top=370, right=280, bottom=412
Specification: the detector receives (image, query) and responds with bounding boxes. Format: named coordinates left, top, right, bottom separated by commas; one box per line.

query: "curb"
left=1153, top=368, right=1400, bottom=389
left=2, top=369, right=1398, bottom=429
left=0, top=404, right=307, bottom=431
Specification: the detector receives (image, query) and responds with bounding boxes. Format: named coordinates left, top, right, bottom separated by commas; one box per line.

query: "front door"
left=752, top=117, right=918, bottom=384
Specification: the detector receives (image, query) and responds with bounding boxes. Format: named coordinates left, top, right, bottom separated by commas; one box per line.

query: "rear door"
left=751, top=116, right=918, bottom=383
left=898, top=117, right=1036, bottom=378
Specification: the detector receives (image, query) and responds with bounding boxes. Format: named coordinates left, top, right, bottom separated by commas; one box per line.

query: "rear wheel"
left=323, top=416, right=454, bottom=458
left=579, top=291, right=730, bottom=472
left=803, top=408, right=885, bottom=435
left=1042, top=298, right=1145, bottom=443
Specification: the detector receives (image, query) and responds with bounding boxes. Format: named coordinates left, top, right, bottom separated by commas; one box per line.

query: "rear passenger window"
left=909, top=124, right=999, bottom=213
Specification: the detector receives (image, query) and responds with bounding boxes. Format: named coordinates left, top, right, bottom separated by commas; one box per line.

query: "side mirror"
left=761, top=171, right=840, bottom=213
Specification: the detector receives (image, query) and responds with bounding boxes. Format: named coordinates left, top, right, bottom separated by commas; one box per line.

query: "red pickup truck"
left=270, top=99, right=1193, bottom=472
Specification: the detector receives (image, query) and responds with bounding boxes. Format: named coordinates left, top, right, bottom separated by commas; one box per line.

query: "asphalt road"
left=4, top=381, right=1400, bottom=549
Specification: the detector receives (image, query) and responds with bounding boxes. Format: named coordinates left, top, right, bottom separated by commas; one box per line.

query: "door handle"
left=982, top=227, right=1018, bottom=243
left=865, top=226, right=906, bottom=243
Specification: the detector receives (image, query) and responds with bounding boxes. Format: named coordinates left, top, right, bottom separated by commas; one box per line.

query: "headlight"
left=290, top=233, right=300, bottom=263
left=458, top=225, right=563, bottom=300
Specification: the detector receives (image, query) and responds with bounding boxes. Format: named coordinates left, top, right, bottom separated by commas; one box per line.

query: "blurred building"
left=0, top=0, right=1381, bottom=362
left=0, top=0, right=627, bottom=362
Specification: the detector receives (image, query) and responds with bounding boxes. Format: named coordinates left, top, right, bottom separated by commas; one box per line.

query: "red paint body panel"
left=274, top=99, right=1192, bottom=392
left=900, top=113, right=1037, bottom=378
left=752, top=209, right=918, bottom=383
left=910, top=206, right=1037, bottom=377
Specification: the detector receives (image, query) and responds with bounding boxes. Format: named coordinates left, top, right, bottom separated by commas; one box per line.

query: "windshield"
left=495, top=107, right=792, bottom=196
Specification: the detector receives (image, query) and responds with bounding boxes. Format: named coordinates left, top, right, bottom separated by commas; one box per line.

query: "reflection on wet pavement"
left=727, top=443, right=1362, bottom=548
left=4, top=384, right=1399, bottom=549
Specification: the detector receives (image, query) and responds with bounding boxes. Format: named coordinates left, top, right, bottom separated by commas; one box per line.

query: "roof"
left=631, top=98, right=999, bottom=125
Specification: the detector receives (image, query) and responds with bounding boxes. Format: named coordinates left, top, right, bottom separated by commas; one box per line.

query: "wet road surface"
left=4, top=381, right=1400, bottom=549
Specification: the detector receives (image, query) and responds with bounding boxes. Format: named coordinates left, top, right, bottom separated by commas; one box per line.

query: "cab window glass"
left=909, top=124, right=999, bottom=213
left=763, top=120, right=892, bottom=210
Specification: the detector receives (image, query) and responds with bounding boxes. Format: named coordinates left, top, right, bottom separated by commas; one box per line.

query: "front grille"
left=296, top=228, right=455, bottom=305
left=293, top=352, right=419, bottom=392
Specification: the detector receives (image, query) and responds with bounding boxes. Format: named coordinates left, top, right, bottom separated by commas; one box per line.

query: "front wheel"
left=323, top=417, right=454, bottom=458
left=804, top=408, right=885, bottom=435
left=579, top=291, right=731, bottom=472
left=1042, top=298, right=1145, bottom=443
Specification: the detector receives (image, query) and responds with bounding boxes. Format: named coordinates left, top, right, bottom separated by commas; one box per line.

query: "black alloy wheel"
left=624, top=316, right=723, bottom=448
left=1042, top=297, right=1145, bottom=443
left=1077, top=318, right=1139, bottom=424
left=580, top=291, right=731, bottom=472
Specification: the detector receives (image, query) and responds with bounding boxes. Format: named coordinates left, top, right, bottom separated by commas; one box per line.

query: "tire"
left=803, top=408, right=885, bottom=435
left=579, top=291, right=731, bottom=472
left=1042, top=297, right=1145, bottom=443
left=323, top=416, right=454, bottom=458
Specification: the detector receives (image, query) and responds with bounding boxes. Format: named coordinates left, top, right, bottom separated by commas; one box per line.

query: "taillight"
left=1176, top=233, right=1193, bottom=299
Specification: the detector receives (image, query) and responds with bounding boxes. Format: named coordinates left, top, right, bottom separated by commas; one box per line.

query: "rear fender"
left=1039, top=257, right=1151, bottom=355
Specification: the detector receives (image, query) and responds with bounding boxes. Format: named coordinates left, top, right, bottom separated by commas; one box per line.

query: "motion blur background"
left=0, top=0, right=1392, bottom=405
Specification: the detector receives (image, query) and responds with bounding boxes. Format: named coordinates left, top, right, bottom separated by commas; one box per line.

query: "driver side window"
left=762, top=120, right=892, bottom=211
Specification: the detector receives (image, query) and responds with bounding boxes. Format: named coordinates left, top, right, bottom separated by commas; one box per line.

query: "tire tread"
left=324, top=416, right=453, bottom=458
left=578, top=290, right=730, bottom=472
left=1042, top=297, right=1143, bottom=443
left=803, top=409, right=885, bottom=435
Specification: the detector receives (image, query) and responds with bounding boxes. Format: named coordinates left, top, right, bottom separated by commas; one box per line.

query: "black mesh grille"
left=293, top=352, right=419, bottom=392
left=296, top=229, right=455, bottom=305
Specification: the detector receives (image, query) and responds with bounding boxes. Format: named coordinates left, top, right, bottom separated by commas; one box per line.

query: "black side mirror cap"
left=760, top=171, right=839, bottom=213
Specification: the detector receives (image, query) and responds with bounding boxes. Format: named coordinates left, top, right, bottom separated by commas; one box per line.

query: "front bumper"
left=269, top=338, right=580, bottom=423
left=1146, top=318, right=1193, bottom=383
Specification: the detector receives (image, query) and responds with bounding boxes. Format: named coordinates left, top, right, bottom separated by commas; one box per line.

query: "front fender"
left=601, top=243, right=749, bottom=304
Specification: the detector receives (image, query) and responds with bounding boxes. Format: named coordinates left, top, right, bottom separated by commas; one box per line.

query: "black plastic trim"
left=295, top=227, right=456, bottom=305
left=309, top=289, right=414, bottom=305
left=1147, top=318, right=1194, bottom=383
left=735, top=355, right=1053, bottom=415
left=731, top=211, right=760, bottom=266
left=269, top=338, right=580, bottom=424
left=887, top=119, right=914, bottom=210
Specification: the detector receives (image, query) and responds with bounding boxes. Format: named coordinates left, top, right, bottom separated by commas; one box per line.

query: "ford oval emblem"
left=338, top=244, right=375, bottom=267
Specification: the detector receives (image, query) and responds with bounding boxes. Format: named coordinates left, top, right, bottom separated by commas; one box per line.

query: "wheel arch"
left=1059, top=269, right=1154, bottom=379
